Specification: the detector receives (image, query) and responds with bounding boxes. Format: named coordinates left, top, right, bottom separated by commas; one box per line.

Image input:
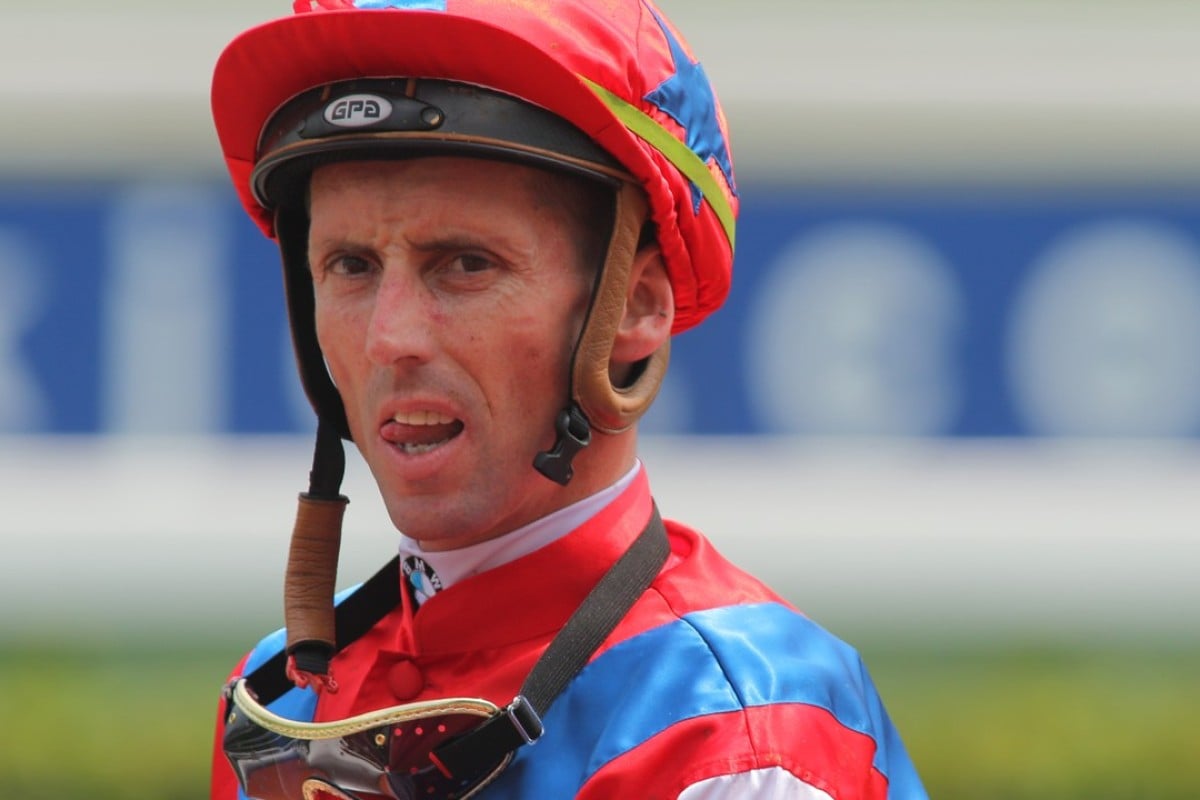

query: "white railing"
left=2, top=435, right=1197, bottom=640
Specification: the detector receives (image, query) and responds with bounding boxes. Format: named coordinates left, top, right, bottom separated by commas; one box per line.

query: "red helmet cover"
left=211, top=0, right=737, bottom=332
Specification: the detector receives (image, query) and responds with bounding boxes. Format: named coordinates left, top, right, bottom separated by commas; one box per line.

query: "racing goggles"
left=223, top=507, right=668, bottom=800
left=223, top=678, right=536, bottom=799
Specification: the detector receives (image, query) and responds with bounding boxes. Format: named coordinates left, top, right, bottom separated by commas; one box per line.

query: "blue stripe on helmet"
left=354, top=0, right=447, bottom=9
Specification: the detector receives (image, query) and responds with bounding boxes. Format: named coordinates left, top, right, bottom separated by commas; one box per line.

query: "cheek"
left=533, top=278, right=590, bottom=378
left=313, top=298, right=362, bottom=387
left=312, top=306, right=339, bottom=372
left=513, top=315, right=578, bottom=400
left=479, top=316, right=562, bottom=416
left=314, top=286, right=364, bottom=346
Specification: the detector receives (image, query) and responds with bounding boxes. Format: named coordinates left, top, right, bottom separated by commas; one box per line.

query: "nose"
left=364, top=269, right=437, bottom=368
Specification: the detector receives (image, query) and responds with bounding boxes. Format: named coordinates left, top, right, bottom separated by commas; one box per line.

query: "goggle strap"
left=428, top=695, right=542, bottom=781
left=432, top=506, right=669, bottom=779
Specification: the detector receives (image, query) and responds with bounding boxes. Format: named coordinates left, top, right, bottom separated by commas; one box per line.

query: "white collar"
left=397, top=462, right=641, bottom=595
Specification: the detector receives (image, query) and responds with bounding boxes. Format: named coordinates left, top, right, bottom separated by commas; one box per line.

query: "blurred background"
left=1, top=1, right=1197, bottom=798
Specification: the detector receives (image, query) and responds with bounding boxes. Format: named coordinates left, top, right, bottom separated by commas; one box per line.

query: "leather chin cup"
left=572, top=182, right=668, bottom=435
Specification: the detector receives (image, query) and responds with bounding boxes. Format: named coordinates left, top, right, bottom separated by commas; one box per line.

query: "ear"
left=609, top=244, right=673, bottom=383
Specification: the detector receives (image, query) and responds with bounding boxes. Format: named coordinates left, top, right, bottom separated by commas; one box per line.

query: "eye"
left=325, top=253, right=375, bottom=277
left=451, top=253, right=494, bottom=274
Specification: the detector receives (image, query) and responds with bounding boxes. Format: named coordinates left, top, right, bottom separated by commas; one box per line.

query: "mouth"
left=380, top=409, right=465, bottom=455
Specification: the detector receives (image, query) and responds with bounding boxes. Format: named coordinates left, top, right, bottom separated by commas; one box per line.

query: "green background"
left=3, top=634, right=1196, bottom=799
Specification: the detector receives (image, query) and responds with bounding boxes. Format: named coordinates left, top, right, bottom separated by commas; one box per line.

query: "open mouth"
left=381, top=410, right=465, bottom=455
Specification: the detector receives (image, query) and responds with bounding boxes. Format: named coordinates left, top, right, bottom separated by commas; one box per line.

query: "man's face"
left=308, top=157, right=596, bottom=549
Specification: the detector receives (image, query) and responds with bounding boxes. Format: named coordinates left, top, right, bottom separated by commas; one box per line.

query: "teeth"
left=392, top=410, right=455, bottom=425
left=398, top=442, right=443, bottom=455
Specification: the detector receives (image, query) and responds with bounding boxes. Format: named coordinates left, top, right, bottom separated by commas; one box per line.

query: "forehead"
left=309, top=156, right=546, bottom=204
left=305, top=157, right=610, bottom=265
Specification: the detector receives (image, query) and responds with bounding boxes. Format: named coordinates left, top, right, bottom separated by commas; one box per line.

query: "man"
left=209, top=2, right=928, bottom=798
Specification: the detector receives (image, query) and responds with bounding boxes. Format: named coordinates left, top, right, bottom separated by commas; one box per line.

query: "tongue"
left=381, top=420, right=463, bottom=446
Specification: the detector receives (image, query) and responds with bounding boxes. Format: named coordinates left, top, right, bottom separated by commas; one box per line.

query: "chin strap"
left=283, top=420, right=348, bottom=692
left=533, top=405, right=592, bottom=486
left=534, top=182, right=667, bottom=485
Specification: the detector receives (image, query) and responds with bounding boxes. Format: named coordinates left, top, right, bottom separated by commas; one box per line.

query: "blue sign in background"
left=3, top=179, right=1200, bottom=438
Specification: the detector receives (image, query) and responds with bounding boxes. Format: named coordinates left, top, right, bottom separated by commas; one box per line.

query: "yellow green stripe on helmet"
left=583, top=77, right=736, bottom=251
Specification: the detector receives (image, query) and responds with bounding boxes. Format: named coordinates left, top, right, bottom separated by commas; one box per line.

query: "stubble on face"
left=307, top=157, right=621, bottom=548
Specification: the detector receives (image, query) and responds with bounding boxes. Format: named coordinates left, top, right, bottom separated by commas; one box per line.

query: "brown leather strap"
left=284, top=493, right=347, bottom=654
left=572, top=182, right=669, bottom=434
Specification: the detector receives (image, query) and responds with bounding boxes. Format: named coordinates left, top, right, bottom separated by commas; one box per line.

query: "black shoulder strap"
left=521, top=505, right=668, bottom=712
left=243, top=555, right=402, bottom=705
left=431, top=505, right=669, bottom=778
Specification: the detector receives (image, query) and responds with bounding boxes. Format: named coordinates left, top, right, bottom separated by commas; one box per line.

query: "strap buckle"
left=505, top=695, right=544, bottom=745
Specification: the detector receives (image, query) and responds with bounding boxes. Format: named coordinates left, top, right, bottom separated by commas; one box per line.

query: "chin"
left=384, top=495, right=482, bottom=541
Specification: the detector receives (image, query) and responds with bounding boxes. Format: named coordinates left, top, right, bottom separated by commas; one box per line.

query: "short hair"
left=529, top=167, right=615, bottom=281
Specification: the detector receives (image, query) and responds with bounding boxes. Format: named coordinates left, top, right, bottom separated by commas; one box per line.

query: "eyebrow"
left=406, top=231, right=535, bottom=263
left=308, top=225, right=535, bottom=263
left=408, top=234, right=489, bottom=252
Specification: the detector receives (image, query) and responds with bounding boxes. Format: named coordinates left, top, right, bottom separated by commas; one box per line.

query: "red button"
left=387, top=658, right=425, bottom=701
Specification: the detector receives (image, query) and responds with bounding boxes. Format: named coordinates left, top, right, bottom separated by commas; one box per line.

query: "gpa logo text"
left=324, top=94, right=393, bottom=128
